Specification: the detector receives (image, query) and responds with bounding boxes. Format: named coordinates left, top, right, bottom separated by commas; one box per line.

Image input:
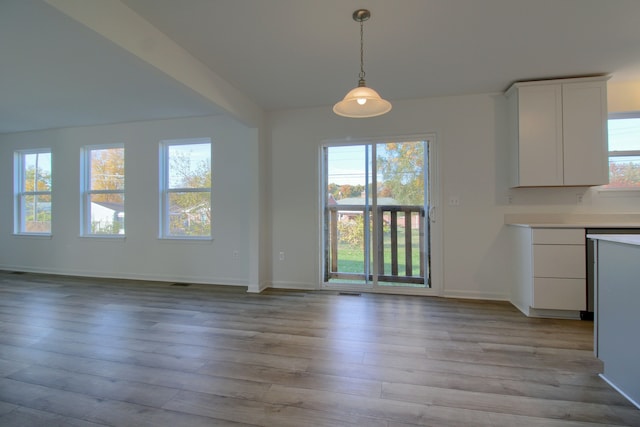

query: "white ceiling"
left=3, top=0, right=640, bottom=134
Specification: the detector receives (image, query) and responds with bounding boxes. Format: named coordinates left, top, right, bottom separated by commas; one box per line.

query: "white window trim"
left=599, top=112, right=640, bottom=193
left=318, top=134, right=442, bottom=297
left=14, top=148, right=52, bottom=236
left=159, top=138, right=212, bottom=240
left=81, top=144, right=125, bottom=237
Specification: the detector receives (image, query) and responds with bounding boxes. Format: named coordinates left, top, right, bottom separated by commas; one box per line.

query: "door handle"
left=429, top=206, right=436, bottom=223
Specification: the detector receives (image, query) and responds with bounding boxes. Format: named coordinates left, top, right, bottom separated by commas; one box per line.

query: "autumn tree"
left=90, top=148, right=125, bottom=203
left=327, top=183, right=364, bottom=200
left=376, top=142, right=424, bottom=205
left=609, top=162, right=640, bottom=187
left=23, top=155, right=52, bottom=231
left=24, top=166, right=51, bottom=192
left=168, top=149, right=211, bottom=236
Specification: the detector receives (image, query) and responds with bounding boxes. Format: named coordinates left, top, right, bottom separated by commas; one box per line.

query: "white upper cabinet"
left=506, top=76, right=609, bottom=187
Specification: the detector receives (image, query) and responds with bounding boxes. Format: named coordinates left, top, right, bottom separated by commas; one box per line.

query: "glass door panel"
left=375, top=141, right=427, bottom=287
left=324, top=145, right=371, bottom=285
left=323, top=139, right=429, bottom=288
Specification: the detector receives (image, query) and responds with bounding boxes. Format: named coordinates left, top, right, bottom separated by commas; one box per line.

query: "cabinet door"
left=532, top=228, right=584, bottom=245
left=533, top=278, right=586, bottom=310
left=533, top=245, right=586, bottom=278
left=562, top=81, right=608, bottom=186
left=516, top=85, right=563, bottom=186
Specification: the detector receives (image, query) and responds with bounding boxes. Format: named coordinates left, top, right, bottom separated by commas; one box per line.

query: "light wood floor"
left=0, top=271, right=638, bottom=426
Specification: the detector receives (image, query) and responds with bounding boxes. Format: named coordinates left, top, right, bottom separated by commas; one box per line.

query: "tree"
left=24, top=163, right=52, bottom=231
left=24, top=165, right=51, bottom=193
left=327, top=183, right=365, bottom=200
left=376, top=142, right=424, bottom=205
left=609, top=162, right=640, bottom=187
left=169, top=150, right=211, bottom=236
left=91, top=148, right=125, bottom=203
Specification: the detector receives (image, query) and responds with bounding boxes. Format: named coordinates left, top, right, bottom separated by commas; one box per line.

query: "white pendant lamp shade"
left=333, top=83, right=392, bottom=118
left=333, top=9, right=391, bottom=118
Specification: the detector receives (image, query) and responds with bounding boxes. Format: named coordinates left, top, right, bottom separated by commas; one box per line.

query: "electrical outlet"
left=448, top=196, right=460, bottom=206
left=507, top=195, right=513, bottom=205
left=279, top=251, right=285, bottom=261
left=577, top=194, right=583, bottom=204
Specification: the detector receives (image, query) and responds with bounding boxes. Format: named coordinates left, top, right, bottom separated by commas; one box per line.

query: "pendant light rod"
left=333, top=9, right=391, bottom=118
left=355, top=9, right=370, bottom=85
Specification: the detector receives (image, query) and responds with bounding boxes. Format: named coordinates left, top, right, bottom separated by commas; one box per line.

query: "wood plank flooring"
left=0, top=271, right=638, bottom=426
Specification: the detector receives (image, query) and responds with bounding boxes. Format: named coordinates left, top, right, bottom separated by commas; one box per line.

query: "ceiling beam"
left=45, top=0, right=263, bottom=128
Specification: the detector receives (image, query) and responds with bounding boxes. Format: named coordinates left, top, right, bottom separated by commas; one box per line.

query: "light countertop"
left=508, top=223, right=640, bottom=228
left=505, top=213, right=640, bottom=229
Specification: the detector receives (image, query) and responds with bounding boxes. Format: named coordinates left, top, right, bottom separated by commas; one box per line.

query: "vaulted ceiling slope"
left=3, top=0, right=640, bottom=134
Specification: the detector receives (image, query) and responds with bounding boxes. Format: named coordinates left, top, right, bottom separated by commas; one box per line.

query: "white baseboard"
left=527, top=307, right=582, bottom=320
left=268, top=281, right=318, bottom=290
left=443, top=289, right=510, bottom=301
left=0, top=265, right=248, bottom=288
left=247, top=281, right=270, bottom=293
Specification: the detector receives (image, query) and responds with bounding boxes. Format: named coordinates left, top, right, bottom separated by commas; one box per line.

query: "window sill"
left=79, top=235, right=126, bottom=240
left=596, top=187, right=640, bottom=197
left=158, top=236, right=213, bottom=243
left=12, top=233, right=52, bottom=239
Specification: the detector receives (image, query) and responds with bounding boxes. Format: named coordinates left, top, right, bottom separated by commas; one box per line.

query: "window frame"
left=81, top=143, right=126, bottom=237
left=159, top=138, right=212, bottom=240
left=14, top=148, right=53, bottom=236
left=603, top=112, right=640, bottom=191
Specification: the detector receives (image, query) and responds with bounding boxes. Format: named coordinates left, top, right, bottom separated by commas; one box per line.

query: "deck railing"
left=325, top=204, right=426, bottom=285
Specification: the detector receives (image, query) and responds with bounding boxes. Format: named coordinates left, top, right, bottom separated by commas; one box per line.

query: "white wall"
left=2, top=82, right=640, bottom=299
left=0, top=115, right=257, bottom=286
left=268, top=93, right=511, bottom=299
left=268, top=84, right=640, bottom=300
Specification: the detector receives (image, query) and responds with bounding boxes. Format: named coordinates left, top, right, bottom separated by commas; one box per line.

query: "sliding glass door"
left=322, top=138, right=434, bottom=289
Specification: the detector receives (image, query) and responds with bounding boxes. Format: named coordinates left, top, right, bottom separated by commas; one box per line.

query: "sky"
left=608, top=117, right=640, bottom=151
left=327, top=145, right=368, bottom=186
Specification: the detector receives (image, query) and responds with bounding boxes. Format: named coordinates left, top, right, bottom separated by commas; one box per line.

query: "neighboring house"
left=334, top=194, right=396, bottom=223
left=332, top=194, right=422, bottom=229
left=91, top=201, right=124, bottom=234
left=168, top=201, right=210, bottom=232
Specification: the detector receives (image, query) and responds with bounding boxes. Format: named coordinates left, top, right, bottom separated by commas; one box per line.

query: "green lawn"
left=334, top=228, right=423, bottom=277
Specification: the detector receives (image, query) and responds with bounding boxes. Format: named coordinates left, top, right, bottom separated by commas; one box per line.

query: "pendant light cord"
left=333, top=9, right=392, bottom=118
left=359, top=18, right=365, bottom=84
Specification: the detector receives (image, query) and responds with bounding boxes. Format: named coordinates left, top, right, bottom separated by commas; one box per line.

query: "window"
left=160, top=138, right=211, bottom=238
left=81, top=145, right=125, bottom=235
left=606, top=114, right=640, bottom=188
left=14, top=149, right=52, bottom=234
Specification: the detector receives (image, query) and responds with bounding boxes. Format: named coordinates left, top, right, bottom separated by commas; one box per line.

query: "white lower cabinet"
left=532, top=278, right=586, bottom=311
left=511, top=227, right=586, bottom=317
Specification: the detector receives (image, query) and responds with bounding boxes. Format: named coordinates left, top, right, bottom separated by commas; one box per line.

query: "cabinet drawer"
left=533, top=245, right=585, bottom=278
left=532, top=228, right=585, bottom=244
left=532, top=278, right=586, bottom=310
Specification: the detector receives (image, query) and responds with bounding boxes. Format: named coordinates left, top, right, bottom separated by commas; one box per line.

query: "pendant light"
left=333, top=9, right=391, bottom=118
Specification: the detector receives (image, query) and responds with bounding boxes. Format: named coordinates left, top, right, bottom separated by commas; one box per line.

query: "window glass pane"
left=21, top=194, right=51, bottom=233
left=15, top=150, right=52, bottom=234
left=22, top=152, right=52, bottom=192
left=607, top=117, right=640, bottom=188
left=168, top=191, right=211, bottom=236
left=608, top=155, right=640, bottom=188
left=89, top=193, right=125, bottom=234
left=168, top=143, right=211, bottom=189
left=90, top=147, right=124, bottom=190
left=377, top=141, right=425, bottom=205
